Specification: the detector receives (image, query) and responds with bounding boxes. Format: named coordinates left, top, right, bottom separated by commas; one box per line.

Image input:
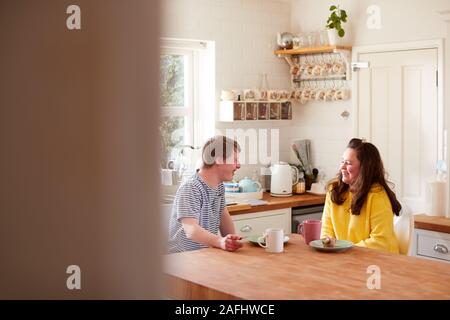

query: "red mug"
left=298, top=220, right=322, bottom=244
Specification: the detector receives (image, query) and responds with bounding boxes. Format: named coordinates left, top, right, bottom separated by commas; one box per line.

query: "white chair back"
left=394, top=203, right=414, bottom=255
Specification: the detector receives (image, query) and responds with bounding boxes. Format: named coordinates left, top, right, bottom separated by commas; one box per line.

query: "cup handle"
left=257, top=235, right=267, bottom=248
left=254, top=181, right=262, bottom=192
left=297, top=223, right=304, bottom=235
left=291, top=166, right=300, bottom=185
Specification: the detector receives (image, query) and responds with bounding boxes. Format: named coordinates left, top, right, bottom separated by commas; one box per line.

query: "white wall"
left=290, top=0, right=450, bottom=181
left=162, top=0, right=294, bottom=180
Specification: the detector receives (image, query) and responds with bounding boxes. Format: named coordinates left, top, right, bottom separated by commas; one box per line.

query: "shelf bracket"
left=334, top=49, right=352, bottom=80
left=283, top=56, right=294, bottom=68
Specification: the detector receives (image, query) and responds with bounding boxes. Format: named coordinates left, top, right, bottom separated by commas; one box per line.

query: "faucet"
left=175, top=145, right=201, bottom=181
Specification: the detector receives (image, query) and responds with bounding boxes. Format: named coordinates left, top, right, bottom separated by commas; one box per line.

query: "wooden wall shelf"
left=274, top=45, right=352, bottom=56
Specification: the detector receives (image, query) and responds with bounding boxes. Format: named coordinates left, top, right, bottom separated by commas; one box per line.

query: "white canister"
left=426, top=179, right=446, bottom=217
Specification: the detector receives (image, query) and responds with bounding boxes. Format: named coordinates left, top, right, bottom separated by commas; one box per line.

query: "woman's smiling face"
left=340, top=148, right=361, bottom=185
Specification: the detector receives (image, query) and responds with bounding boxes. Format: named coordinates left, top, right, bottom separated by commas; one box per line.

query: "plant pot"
left=327, top=28, right=339, bottom=46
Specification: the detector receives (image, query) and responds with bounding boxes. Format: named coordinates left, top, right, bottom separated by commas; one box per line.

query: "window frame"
left=160, top=46, right=196, bottom=147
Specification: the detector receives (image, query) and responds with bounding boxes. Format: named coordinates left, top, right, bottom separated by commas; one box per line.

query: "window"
left=160, top=39, right=215, bottom=170
left=160, top=48, right=193, bottom=168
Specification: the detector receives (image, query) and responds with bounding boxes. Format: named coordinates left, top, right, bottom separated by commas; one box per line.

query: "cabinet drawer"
left=232, top=209, right=291, bottom=237
left=417, top=232, right=450, bottom=262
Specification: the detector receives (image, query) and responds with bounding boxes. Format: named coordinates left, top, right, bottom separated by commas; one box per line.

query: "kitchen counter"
left=164, top=234, right=450, bottom=300
left=414, top=214, right=450, bottom=234
left=227, top=192, right=325, bottom=215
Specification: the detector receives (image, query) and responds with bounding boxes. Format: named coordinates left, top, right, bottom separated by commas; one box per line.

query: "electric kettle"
left=270, top=162, right=299, bottom=197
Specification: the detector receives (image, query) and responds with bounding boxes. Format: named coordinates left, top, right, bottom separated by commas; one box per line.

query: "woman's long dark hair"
left=328, top=138, right=401, bottom=216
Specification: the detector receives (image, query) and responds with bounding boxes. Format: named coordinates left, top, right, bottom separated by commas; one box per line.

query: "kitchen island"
left=164, top=234, right=450, bottom=299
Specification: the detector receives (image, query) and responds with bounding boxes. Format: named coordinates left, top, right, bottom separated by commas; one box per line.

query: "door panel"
left=357, top=49, right=438, bottom=212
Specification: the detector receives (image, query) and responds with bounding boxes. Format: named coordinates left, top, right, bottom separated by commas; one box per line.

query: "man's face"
left=217, top=150, right=240, bottom=182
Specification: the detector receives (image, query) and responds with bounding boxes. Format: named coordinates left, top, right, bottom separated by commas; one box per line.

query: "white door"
left=357, top=49, right=438, bottom=212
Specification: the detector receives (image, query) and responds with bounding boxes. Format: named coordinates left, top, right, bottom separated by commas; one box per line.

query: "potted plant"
left=326, top=5, right=348, bottom=45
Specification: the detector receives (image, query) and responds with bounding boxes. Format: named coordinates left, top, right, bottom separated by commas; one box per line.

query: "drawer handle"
left=433, top=244, right=449, bottom=254
left=240, top=224, right=252, bottom=233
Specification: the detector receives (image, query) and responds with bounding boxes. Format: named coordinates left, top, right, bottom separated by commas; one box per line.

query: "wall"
left=290, top=0, right=450, bottom=181
left=162, top=0, right=294, bottom=179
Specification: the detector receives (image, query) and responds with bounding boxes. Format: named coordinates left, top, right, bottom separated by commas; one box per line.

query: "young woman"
left=321, top=138, right=401, bottom=253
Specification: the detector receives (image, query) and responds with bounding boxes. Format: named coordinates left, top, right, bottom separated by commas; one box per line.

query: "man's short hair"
left=201, top=135, right=240, bottom=168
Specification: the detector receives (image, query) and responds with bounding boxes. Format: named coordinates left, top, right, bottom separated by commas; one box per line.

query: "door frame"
left=352, top=39, right=444, bottom=160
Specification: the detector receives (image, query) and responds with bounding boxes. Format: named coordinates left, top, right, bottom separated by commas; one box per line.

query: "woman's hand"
left=220, top=234, right=243, bottom=252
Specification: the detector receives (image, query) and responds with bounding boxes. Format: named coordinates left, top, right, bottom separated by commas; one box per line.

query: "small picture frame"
left=233, top=102, right=245, bottom=120
left=269, top=103, right=280, bottom=120
left=245, top=102, right=257, bottom=120
left=281, top=101, right=292, bottom=120
left=258, top=103, right=269, bottom=120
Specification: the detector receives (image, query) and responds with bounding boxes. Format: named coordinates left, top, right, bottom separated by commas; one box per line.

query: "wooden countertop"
left=164, top=234, right=450, bottom=300
left=227, top=192, right=325, bottom=215
left=414, top=214, right=450, bottom=234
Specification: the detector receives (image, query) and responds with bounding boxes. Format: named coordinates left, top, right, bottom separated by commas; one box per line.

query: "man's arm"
left=180, top=217, right=242, bottom=251
left=219, top=207, right=236, bottom=236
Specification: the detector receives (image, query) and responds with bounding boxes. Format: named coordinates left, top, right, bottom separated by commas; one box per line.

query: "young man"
left=168, top=135, right=243, bottom=253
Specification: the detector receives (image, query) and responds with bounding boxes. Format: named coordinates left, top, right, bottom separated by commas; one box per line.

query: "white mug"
left=257, top=228, right=284, bottom=253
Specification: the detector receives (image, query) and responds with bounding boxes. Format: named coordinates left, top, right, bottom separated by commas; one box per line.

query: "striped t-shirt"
left=167, top=173, right=225, bottom=253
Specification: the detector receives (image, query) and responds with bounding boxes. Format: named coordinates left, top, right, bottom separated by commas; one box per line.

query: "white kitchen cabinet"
left=232, top=208, right=291, bottom=238
left=411, top=228, right=450, bottom=263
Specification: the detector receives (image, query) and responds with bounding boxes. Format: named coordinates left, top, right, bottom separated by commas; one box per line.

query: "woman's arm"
left=320, top=193, right=336, bottom=238
left=355, top=192, right=398, bottom=253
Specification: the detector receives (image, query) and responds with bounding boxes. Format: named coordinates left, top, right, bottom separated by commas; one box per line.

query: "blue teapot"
left=238, top=177, right=262, bottom=193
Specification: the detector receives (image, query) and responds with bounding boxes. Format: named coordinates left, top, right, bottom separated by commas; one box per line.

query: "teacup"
left=325, top=88, right=336, bottom=101
left=280, top=90, right=290, bottom=100
left=334, top=88, right=350, bottom=101
left=312, top=65, right=322, bottom=76
left=268, top=90, right=281, bottom=101
left=243, top=89, right=256, bottom=101
left=331, top=63, right=344, bottom=74
left=304, top=64, right=314, bottom=76
left=258, top=228, right=284, bottom=253
left=260, top=90, right=268, bottom=101
left=290, top=64, right=300, bottom=76
left=298, top=219, right=322, bottom=244
left=315, top=89, right=326, bottom=101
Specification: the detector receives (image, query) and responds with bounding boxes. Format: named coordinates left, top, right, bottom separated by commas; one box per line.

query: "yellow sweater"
left=320, top=184, right=399, bottom=253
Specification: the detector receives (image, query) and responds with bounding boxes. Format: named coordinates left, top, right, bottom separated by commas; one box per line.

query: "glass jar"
left=318, top=29, right=329, bottom=46
left=307, top=32, right=316, bottom=47
left=295, top=172, right=306, bottom=194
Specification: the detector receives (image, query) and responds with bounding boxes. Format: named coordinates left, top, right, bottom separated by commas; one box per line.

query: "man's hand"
left=219, top=234, right=243, bottom=252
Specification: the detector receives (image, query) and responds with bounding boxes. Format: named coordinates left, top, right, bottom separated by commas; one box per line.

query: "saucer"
left=309, top=239, right=353, bottom=252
